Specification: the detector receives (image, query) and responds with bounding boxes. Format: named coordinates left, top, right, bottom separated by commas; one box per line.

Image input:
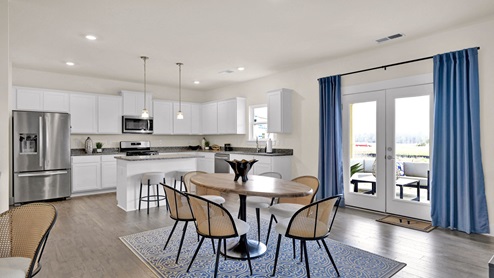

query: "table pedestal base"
left=222, top=239, right=267, bottom=259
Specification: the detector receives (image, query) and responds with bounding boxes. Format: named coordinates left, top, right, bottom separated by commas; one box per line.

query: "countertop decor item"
left=96, top=142, right=103, bottom=153
left=225, top=159, right=258, bottom=182
left=85, top=137, right=93, bottom=154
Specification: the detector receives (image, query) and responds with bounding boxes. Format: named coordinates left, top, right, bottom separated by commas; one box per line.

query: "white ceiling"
left=9, top=0, right=494, bottom=91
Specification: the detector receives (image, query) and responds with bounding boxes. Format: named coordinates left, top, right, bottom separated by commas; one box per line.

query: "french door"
left=342, top=84, right=432, bottom=220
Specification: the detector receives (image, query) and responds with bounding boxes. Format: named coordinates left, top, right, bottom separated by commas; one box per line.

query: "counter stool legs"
left=139, top=176, right=166, bottom=215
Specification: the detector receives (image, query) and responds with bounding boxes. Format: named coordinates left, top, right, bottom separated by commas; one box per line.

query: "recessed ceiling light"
left=65, top=61, right=75, bottom=66
left=85, top=35, right=97, bottom=40
left=237, top=67, right=245, bottom=71
left=193, top=80, right=200, bottom=84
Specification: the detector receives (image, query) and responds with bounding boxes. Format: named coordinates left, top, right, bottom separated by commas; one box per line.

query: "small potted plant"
left=95, top=142, right=103, bottom=153
left=204, top=140, right=210, bottom=150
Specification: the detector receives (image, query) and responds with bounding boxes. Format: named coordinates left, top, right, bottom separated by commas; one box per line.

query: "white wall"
left=205, top=16, right=494, bottom=233
left=0, top=0, right=10, bottom=212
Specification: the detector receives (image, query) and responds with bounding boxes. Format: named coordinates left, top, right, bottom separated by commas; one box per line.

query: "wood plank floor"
left=35, top=192, right=493, bottom=278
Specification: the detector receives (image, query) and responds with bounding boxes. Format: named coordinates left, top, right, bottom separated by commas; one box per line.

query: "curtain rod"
left=339, top=46, right=480, bottom=77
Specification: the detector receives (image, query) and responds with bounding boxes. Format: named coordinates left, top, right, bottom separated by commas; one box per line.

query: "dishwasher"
left=214, top=153, right=230, bottom=173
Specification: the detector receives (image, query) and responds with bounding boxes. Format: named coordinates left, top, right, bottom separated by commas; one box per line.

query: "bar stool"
left=139, top=172, right=166, bottom=214
left=167, top=170, right=194, bottom=191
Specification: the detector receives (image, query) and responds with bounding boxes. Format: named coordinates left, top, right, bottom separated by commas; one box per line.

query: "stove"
left=120, top=141, right=158, bottom=156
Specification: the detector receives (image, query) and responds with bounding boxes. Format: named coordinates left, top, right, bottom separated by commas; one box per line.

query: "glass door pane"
left=343, top=91, right=386, bottom=212
left=385, top=84, right=432, bottom=220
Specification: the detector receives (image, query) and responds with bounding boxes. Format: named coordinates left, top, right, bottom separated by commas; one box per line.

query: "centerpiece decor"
left=226, top=159, right=258, bottom=182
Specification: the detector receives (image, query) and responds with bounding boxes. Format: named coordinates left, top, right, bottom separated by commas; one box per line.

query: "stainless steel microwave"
left=122, top=116, right=153, bottom=134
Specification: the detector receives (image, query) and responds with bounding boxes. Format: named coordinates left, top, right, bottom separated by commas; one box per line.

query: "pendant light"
left=176, top=62, right=184, bottom=120
left=141, top=56, right=150, bottom=119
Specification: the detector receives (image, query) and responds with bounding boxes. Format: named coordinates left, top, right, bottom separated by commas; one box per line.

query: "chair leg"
left=316, top=240, right=322, bottom=248
left=271, top=234, right=282, bottom=277
left=138, top=182, right=143, bottom=211
left=187, top=236, right=205, bottom=273
left=300, top=240, right=303, bottom=262
left=156, top=183, right=160, bottom=207
left=175, top=221, right=188, bottom=264
left=321, top=239, right=340, bottom=277
left=292, top=238, right=296, bottom=259
left=302, top=240, right=311, bottom=278
left=214, top=238, right=222, bottom=278
left=224, top=239, right=227, bottom=261
left=147, top=182, right=150, bottom=214
left=163, top=221, right=179, bottom=251
left=266, top=214, right=277, bottom=245
left=211, top=238, right=216, bottom=254
left=256, top=208, right=261, bottom=242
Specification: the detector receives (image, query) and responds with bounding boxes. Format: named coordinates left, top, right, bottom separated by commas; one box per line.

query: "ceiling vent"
left=376, top=33, right=405, bottom=43
left=218, top=70, right=234, bottom=74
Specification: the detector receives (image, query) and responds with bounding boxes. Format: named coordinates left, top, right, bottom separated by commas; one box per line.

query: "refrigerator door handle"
left=18, top=170, right=68, bottom=177
left=39, top=116, right=43, bottom=167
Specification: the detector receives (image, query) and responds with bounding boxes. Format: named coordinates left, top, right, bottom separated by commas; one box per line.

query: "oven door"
left=122, top=116, right=153, bottom=134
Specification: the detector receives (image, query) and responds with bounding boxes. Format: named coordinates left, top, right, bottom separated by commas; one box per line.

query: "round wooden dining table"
left=190, top=173, right=313, bottom=259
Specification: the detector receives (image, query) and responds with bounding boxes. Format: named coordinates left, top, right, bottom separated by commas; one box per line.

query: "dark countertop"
left=71, top=146, right=293, bottom=157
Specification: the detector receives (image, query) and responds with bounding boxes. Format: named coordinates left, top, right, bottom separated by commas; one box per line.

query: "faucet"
left=256, top=137, right=260, bottom=153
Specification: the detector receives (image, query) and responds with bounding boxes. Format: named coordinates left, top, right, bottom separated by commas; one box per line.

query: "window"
left=249, top=104, right=268, bottom=140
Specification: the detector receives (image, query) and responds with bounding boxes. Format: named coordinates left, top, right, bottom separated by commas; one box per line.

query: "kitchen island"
left=115, top=153, right=203, bottom=211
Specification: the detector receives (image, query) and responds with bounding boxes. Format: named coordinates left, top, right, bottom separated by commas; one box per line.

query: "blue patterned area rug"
left=120, top=216, right=405, bottom=277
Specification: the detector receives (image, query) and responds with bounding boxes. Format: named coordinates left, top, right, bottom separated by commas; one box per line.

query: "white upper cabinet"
left=97, top=95, right=122, bottom=134
left=153, top=100, right=174, bottom=135
left=43, top=91, right=70, bottom=112
left=217, top=97, right=246, bottom=134
left=15, top=88, right=43, bottom=111
left=173, top=102, right=192, bottom=134
left=15, top=88, right=69, bottom=112
left=70, top=93, right=97, bottom=134
left=201, top=101, right=218, bottom=135
left=267, top=88, right=292, bottom=133
left=190, top=103, right=202, bottom=135
left=121, top=90, right=153, bottom=116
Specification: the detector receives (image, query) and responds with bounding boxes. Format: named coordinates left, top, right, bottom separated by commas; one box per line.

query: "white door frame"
left=342, top=74, right=433, bottom=220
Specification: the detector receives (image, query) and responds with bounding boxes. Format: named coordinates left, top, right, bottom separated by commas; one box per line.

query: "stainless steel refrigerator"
left=12, top=111, right=71, bottom=204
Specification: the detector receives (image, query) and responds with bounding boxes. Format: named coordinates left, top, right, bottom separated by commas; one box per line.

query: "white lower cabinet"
left=101, top=155, right=118, bottom=188
left=229, top=154, right=292, bottom=180
left=72, top=155, right=120, bottom=193
left=197, top=153, right=215, bottom=173
left=72, top=156, right=101, bottom=192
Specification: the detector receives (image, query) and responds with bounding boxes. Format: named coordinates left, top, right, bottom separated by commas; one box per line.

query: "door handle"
left=18, top=171, right=68, bottom=177
left=386, top=155, right=394, bottom=160
left=39, top=116, right=43, bottom=167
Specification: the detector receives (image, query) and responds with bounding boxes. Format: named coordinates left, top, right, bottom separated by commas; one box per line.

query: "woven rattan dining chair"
left=0, top=203, right=57, bottom=278
left=265, top=175, right=319, bottom=245
left=271, top=195, right=342, bottom=277
left=185, top=193, right=252, bottom=278
left=244, top=171, right=282, bottom=242
left=183, top=171, right=226, bottom=205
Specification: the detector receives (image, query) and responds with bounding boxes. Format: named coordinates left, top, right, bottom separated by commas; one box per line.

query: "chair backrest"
left=286, top=195, right=341, bottom=239
left=186, top=193, right=238, bottom=238
left=162, top=184, right=195, bottom=221
left=259, top=172, right=282, bottom=179
left=278, top=175, right=319, bottom=205
left=0, top=203, right=57, bottom=277
left=183, top=171, right=207, bottom=193
left=184, top=171, right=223, bottom=197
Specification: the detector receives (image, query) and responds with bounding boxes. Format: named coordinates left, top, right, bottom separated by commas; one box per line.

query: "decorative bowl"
left=225, top=159, right=258, bottom=182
